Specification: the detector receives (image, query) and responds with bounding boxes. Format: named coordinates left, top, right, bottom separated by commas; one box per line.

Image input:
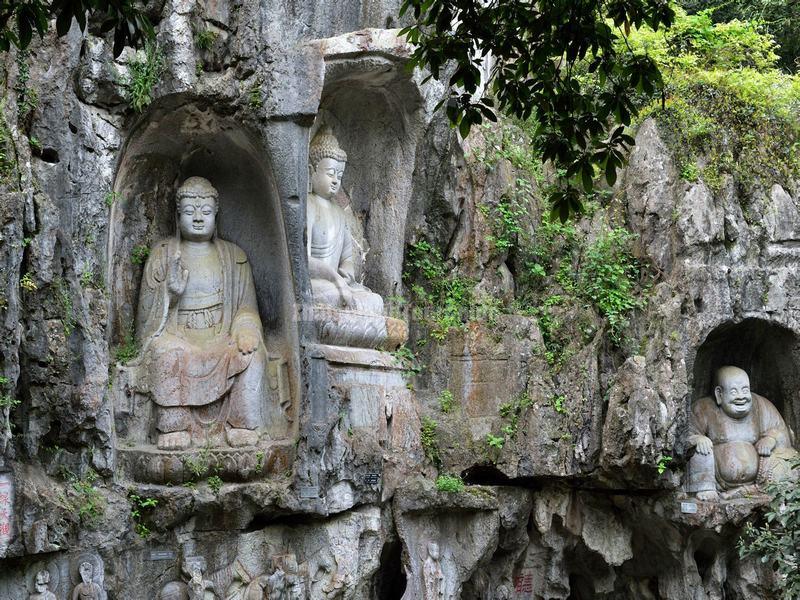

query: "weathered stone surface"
left=0, top=0, right=798, bottom=595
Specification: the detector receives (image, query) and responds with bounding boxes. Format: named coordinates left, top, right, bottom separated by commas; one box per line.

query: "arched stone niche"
left=107, top=98, right=300, bottom=476
left=312, top=35, right=425, bottom=297
left=691, top=318, right=800, bottom=434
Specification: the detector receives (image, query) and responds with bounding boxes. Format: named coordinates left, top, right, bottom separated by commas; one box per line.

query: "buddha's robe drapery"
left=135, top=237, right=265, bottom=428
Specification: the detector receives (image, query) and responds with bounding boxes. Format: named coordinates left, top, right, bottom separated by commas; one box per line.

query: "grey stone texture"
left=0, top=0, right=796, bottom=598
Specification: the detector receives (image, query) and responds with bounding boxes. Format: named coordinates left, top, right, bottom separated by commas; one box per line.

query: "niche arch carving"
left=312, top=35, right=426, bottom=298
left=690, top=318, right=800, bottom=434
left=107, top=98, right=299, bottom=483
left=685, top=318, right=800, bottom=500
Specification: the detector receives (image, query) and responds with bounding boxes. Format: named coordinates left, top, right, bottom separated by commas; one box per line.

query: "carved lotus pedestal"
left=111, top=357, right=295, bottom=485
left=115, top=443, right=293, bottom=485
left=311, top=304, right=408, bottom=350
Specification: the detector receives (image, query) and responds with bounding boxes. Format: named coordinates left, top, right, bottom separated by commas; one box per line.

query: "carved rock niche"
left=313, top=43, right=424, bottom=300
left=691, top=318, right=800, bottom=436
left=108, top=100, right=299, bottom=484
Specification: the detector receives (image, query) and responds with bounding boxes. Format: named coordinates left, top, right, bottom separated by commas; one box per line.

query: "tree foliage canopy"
left=0, top=0, right=152, bottom=57
left=400, top=0, right=675, bottom=220
left=681, top=0, right=800, bottom=72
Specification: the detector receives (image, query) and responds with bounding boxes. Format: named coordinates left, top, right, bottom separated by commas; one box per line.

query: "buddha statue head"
left=714, top=366, right=753, bottom=420
left=78, top=561, right=93, bottom=584
left=309, top=127, right=347, bottom=201
left=427, top=542, right=440, bottom=561
left=34, top=569, right=51, bottom=593
left=176, top=176, right=219, bottom=242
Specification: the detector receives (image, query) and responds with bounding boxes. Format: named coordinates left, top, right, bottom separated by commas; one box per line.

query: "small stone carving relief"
left=70, top=554, right=106, bottom=600
left=159, top=556, right=217, bottom=600
left=422, top=542, right=444, bottom=600
left=224, top=553, right=307, bottom=600
left=686, top=365, right=800, bottom=500
left=28, top=568, right=57, bottom=600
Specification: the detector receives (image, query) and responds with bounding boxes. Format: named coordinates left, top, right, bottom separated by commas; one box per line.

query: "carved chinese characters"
left=0, top=471, right=12, bottom=556
left=136, top=177, right=269, bottom=450
left=687, top=366, right=799, bottom=500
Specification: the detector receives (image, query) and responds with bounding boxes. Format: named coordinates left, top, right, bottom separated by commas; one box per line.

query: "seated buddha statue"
left=306, top=127, right=383, bottom=314
left=686, top=365, right=799, bottom=501
left=136, top=176, right=268, bottom=450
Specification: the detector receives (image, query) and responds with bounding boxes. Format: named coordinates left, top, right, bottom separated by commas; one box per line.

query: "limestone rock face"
left=0, top=0, right=796, bottom=598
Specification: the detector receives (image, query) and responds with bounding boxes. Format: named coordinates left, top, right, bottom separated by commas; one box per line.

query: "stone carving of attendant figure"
left=266, top=567, right=286, bottom=600
left=137, top=177, right=268, bottom=450
left=29, top=570, right=56, bottom=600
left=71, top=562, right=103, bottom=600
left=306, top=127, right=384, bottom=314
left=422, top=542, right=444, bottom=600
left=687, top=365, right=799, bottom=501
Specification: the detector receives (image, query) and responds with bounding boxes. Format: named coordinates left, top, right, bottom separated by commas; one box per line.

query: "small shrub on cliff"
left=479, top=180, right=530, bottom=253
left=195, top=28, right=218, bottom=51
left=129, top=492, right=158, bottom=538
left=0, top=104, right=14, bottom=183
left=405, top=239, right=478, bottom=340
left=114, top=329, right=139, bottom=365
left=738, top=467, right=800, bottom=599
left=420, top=417, right=441, bottom=469
left=581, top=228, right=642, bottom=345
left=131, top=245, right=150, bottom=265
left=19, top=272, right=37, bottom=292
left=61, top=469, right=104, bottom=527
left=0, top=394, right=19, bottom=409
left=124, top=42, right=165, bottom=113
left=438, top=390, right=455, bottom=413
left=435, top=474, right=464, bottom=493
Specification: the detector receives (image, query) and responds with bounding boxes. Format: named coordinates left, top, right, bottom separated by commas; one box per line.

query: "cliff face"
left=0, top=1, right=797, bottom=598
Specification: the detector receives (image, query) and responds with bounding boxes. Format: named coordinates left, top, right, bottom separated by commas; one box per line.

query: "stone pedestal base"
left=304, top=344, right=421, bottom=504
left=117, top=442, right=294, bottom=484
left=308, top=344, right=408, bottom=431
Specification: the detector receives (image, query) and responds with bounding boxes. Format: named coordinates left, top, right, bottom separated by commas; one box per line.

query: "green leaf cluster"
left=124, top=42, right=165, bottom=113
left=400, top=0, right=675, bottom=219
left=435, top=474, right=464, bottom=493
left=131, top=245, right=150, bottom=265
left=738, top=463, right=800, bottom=599
left=0, top=0, right=153, bottom=57
left=438, top=390, right=456, bottom=413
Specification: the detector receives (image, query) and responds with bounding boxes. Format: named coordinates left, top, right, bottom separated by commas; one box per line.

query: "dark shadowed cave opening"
left=374, top=539, right=406, bottom=599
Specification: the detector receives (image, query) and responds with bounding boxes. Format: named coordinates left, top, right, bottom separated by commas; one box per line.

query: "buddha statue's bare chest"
left=180, top=245, right=223, bottom=311
left=309, top=199, right=344, bottom=258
